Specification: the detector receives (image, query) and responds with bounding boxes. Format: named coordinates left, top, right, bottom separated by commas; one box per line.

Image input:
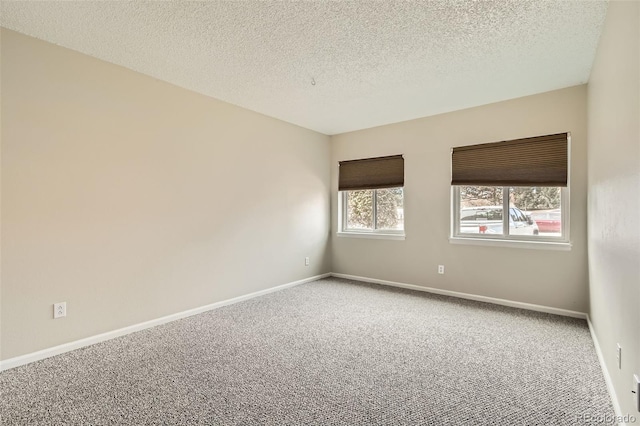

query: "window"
left=451, top=133, right=570, bottom=246
left=454, top=186, right=567, bottom=240
left=338, top=155, right=404, bottom=238
left=343, top=188, right=404, bottom=232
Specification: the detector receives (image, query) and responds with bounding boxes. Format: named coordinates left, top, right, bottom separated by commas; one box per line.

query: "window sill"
left=449, top=236, right=571, bottom=251
left=337, top=231, right=405, bottom=240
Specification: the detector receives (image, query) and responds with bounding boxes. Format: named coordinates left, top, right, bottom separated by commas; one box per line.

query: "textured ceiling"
left=0, top=1, right=608, bottom=135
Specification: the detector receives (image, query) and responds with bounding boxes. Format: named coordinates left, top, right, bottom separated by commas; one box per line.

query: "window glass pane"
left=510, top=187, right=562, bottom=237
left=375, top=188, right=404, bottom=230
left=346, top=189, right=373, bottom=230
left=459, top=186, right=504, bottom=235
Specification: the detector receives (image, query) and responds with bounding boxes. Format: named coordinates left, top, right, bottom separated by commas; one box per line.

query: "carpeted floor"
left=0, top=278, right=614, bottom=425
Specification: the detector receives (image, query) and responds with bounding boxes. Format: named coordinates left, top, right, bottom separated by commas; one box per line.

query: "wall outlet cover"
left=634, top=374, right=640, bottom=412
left=53, top=302, right=66, bottom=319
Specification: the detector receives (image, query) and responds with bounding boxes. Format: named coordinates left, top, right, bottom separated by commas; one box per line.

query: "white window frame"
left=338, top=188, right=405, bottom=240
left=450, top=186, right=571, bottom=250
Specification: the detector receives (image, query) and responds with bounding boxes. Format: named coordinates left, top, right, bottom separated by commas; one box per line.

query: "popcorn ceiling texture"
left=0, top=1, right=607, bottom=134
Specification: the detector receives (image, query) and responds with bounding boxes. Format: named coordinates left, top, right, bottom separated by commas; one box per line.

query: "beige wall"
left=331, top=85, right=588, bottom=312
left=587, top=0, right=640, bottom=417
left=0, top=29, right=331, bottom=360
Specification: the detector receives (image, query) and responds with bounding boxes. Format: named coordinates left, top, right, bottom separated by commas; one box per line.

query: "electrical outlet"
left=617, top=344, right=622, bottom=369
left=633, top=374, right=639, bottom=412
left=305, top=257, right=310, bottom=266
left=53, top=302, right=66, bottom=319
left=438, top=265, right=445, bottom=274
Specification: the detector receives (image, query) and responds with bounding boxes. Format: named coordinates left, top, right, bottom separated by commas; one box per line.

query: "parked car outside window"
left=530, top=209, right=562, bottom=234
left=460, top=206, right=539, bottom=236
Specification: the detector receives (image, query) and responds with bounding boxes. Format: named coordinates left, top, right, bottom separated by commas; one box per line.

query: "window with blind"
left=451, top=133, right=570, bottom=246
left=338, top=155, right=405, bottom=238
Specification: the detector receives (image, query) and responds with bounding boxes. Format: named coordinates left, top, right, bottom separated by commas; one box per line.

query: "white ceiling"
left=0, top=1, right=608, bottom=135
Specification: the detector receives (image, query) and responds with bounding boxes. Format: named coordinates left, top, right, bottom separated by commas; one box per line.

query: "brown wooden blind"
left=451, top=133, right=568, bottom=187
left=339, top=155, right=404, bottom=191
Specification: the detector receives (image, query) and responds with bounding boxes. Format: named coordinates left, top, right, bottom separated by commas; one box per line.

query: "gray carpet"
left=1, top=278, right=614, bottom=425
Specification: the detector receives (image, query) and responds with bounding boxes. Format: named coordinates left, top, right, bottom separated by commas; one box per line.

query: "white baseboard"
left=330, top=273, right=587, bottom=319
left=0, top=273, right=330, bottom=372
left=2, top=271, right=623, bottom=420
left=587, top=315, right=624, bottom=420
left=331, top=273, right=630, bottom=419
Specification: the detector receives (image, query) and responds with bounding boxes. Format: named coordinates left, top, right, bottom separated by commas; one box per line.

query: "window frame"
left=450, top=186, right=571, bottom=249
left=450, top=132, right=571, bottom=250
left=338, top=187, right=405, bottom=240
